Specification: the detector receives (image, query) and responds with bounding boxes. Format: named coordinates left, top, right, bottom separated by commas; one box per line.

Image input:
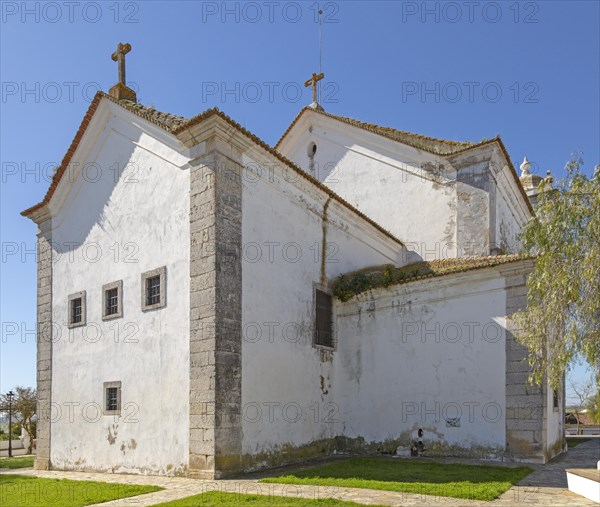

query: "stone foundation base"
left=34, top=458, right=50, bottom=470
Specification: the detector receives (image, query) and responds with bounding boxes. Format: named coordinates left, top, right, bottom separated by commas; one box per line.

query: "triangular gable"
left=21, top=93, right=405, bottom=248
left=21, top=93, right=104, bottom=218
left=276, top=107, right=533, bottom=214
left=276, top=107, right=477, bottom=155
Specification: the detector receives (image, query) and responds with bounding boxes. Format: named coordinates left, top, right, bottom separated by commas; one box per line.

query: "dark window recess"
left=105, top=288, right=119, bottom=316
left=553, top=389, right=559, bottom=409
left=146, top=276, right=161, bottom=306
left=315, top=289, right=333, bottom=347
left=106, top=387, right=119, bottom=412
left=71, top=298, right=82, bottom=324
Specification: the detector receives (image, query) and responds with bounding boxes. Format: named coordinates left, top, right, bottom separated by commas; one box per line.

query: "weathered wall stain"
left=107, top=424, right=118, bottom=445
left=320, top=197, right=331, bottom=285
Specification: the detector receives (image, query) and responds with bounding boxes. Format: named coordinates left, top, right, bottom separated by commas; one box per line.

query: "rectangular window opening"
left=315, top=289, right=333, bottom=348
left=71, top=298, right=82, bottom=324
left=103, top=381, right=121, bottom=415
left=105, top=288, right=118, bottom=316
left=102, top=281, right=122, bottom=320
left=141, top=267, right=166, bottom=311
left=106, top=387, right=118, bottom=411
left=68, top=291, right=86, bottom=328
left=146, top=276, right=161, bottom=306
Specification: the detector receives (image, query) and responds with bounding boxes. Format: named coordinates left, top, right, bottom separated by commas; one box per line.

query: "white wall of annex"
left=50, top=111, right=190, bottom=475
left=240, top=151, right=402, bottom=458
left=282, top=120, right=458, bottom=259
left=334, top=274, right=508, bottom=453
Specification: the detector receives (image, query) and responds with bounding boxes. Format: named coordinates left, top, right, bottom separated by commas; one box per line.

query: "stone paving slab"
left=1, top=439, right=598, bottom=506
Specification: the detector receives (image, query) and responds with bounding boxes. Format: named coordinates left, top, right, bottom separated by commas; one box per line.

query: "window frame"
left=102, top=280, right=123, bottom=320
left=141, top=266, right=166, bottom=311
left=67, top=291, right=86, bottom=329
left=313, top=284, right=335, bottom=350
left=103, top=381, right=122, bottom=416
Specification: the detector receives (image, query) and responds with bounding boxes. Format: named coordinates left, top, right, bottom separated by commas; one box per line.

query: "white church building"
left=22, top=46, right=564, bottom=479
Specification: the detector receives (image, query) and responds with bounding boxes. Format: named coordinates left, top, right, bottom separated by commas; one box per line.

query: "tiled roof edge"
left=334, top=254, right=534, bottom=300
left=274, top=107, right=476, bottom=153
left=21, top=92, right=105, bottom=217
left=21, top=94, right=405, bottom=248
left=172, top=108, right=405, bottom=246
left=275, top=108, right=533, bottom=215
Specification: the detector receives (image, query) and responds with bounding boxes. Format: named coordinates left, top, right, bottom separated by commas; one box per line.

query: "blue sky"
left=1, top=1, right=599, bottom=403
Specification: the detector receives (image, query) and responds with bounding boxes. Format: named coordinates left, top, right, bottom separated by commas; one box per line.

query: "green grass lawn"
left=0, top=474, right=163, bottom=507
left=0, top=456, right=35, bottom=469
left=260, top=458, right=532, bottom=501
left=566, top=437, right=591, bottom=448
left=151, top=491, right=384, bottom=507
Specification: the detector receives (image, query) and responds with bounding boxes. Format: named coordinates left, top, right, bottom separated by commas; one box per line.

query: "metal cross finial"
left=304, top=72, right=325, bottom=105
left=111, top=43, right=132, bottom=86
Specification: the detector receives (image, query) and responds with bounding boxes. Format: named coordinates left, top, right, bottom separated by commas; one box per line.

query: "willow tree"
left=514, top=156, right=600, bottom=389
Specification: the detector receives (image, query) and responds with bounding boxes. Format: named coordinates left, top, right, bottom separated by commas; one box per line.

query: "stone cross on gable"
left=304, top=72, right=325, bottom=109
left=108, top=42, right=137, bottom=103
left=111, top=42, right=132, bottom=86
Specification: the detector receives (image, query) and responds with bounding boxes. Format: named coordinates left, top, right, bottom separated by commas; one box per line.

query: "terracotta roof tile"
left=332, top=254, right=533, bottom=301
left=170, top=107, right=404, bottom=246
left=117, top=99, right=189, bottom=131
left=20, top=93, right=104, bottom=217
left=275, top=107, right=479, bottom=155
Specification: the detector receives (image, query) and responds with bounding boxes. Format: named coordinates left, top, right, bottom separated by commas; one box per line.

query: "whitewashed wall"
left=42, top=101, right=541, bottom=475
left=279, top=112, right=532, bottom=260
left=240, top=150, right=403, bottom=462
left=281, top=116, right=458, bottom=260
left=496, top=190, right=520, bottom=253
left=334, top=271, right=509, bottom=455
left=49, top=103, right=191, bottom=474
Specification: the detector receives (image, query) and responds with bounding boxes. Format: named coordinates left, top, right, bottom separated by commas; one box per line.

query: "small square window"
left=106, top=289, right=118, bottom=314
left=103, top=381, right=121, bottom=416
left=67, top=291, right=86, bottom=328
left=106, top=388, right=118, bottom=410
left=146, top=276, right=160, bottom=306
left=314, top=287, right=334, bottom=348
left=141, top=267, right=166, bottom=311
left=72, top=299, right=82, bottom=322
left=102, top=280, right=123, bottom=320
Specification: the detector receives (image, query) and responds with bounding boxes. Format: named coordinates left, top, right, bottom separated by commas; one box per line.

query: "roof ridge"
left=170, top=107, right=405, bottom=246
left=104, top=94, right=190, bottom=131
left=21, top=93, right=406, bottom=248
left=324, top=111, right=475, bottom=147
left=274, top=107, right=478, bottom=154
left=21, top=93, right=104, bottom=217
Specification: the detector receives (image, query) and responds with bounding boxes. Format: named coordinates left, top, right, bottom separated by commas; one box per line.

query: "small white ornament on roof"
left=520, top=156, right=531, bottom=176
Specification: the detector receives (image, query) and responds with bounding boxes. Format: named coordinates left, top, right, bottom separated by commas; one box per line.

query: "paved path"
left=1, top=440, right=598, bottom=506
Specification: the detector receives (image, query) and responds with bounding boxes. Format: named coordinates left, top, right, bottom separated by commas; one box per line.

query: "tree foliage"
left=514, top=156, right=600, bottom=389
left=0, top=386, right=37, bottom=454
left=588, top=388, right=600, bottom=424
